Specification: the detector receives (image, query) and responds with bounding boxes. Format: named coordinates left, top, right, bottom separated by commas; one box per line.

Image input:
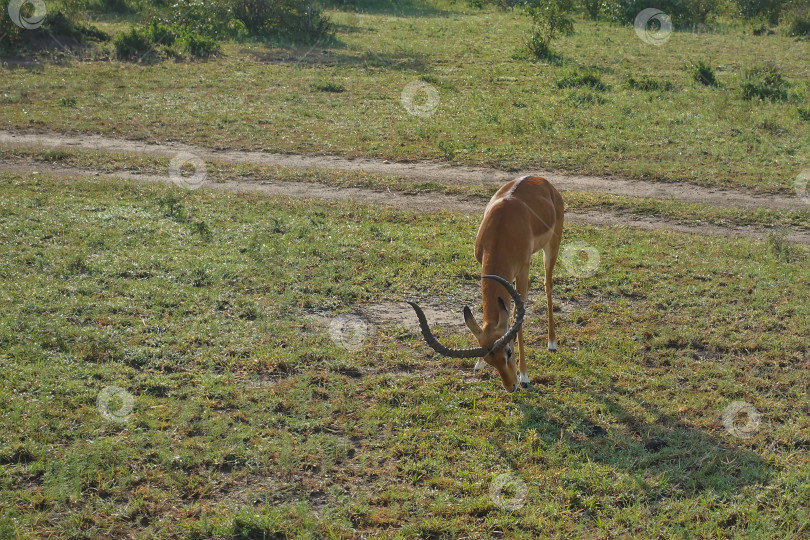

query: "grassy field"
left=1, top=171, right=808, bottom=538
left=1, top=6, right=810, bottom=193
left=2, top=2, right=810, bottom=537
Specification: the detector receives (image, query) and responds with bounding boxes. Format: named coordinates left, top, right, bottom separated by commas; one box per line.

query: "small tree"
left=525, top=0, right=575, bottom=59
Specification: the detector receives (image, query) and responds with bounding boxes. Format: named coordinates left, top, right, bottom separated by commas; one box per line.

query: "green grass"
left=1, top=10, right=809, bottom=193
left=0, top=171, right=809, bottom=537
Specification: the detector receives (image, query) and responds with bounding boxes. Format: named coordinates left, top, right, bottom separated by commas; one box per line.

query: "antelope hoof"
left=473, top=358, right=487, bottom=374
left=547, top=341, right=557, bottom=352
left=518, top=373, right=530, bottom=388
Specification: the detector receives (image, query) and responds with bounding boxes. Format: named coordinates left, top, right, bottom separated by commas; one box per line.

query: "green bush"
left=179, top=31, right=221, bottom=57
left=164, top=0, right=231, bottom=39
left=113, top=28, right=156, bottom=61
left=798, top=107, right=810, bottom=122
left=95, top=0, right=134, bottom=13
left=163, top=0, right=332, bottom=43
left=687, top=59, right=717, bottom=86
left=783, top=5, right=810, bottom=36
left=740, top=63, right=789, bottom=102
left=604, top=0, right=720, bottom=26
left=233, top=0, right=332, bottom=41
left=525, top=0, right=575, bottom=59
left=114, top=23, right=219, bottom=60
left=736, top=0, right=782, bottom=24
left=0, top=2, right=23, bottom=52
left=145, top=20, right=177, bottom=46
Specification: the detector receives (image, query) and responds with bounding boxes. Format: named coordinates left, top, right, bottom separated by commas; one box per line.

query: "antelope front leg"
left=515, top=267, right=530, bottom=388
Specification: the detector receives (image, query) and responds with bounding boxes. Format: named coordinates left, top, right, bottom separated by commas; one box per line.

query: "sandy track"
left=1, top=129, right=807, bottom=212
left=3, top=159, right=809, bottom=245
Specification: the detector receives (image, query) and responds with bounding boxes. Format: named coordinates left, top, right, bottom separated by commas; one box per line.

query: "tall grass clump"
left=687, top=59, right=718, bottom=86
left=740, top=63, right=789, bottom=101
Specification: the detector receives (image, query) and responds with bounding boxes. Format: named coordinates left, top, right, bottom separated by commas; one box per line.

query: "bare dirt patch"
left=306, top=290, right=598, bottom=336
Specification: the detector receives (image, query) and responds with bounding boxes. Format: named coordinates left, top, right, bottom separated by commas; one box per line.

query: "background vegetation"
left=2, top=1, right=809, bottom=193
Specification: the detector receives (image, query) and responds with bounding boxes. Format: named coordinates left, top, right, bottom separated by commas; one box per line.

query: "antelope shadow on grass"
left=516, top=390, right=773, bottom=497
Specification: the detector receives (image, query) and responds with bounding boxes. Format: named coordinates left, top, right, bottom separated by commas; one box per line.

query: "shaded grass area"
left=1, top=145, right=809, bottom=231
left=0, top=172, right=809, bottom=537
left=1, top=12, right=809, bottom=192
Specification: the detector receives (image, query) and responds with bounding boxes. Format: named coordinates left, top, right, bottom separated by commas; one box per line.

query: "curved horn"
left=407, top=301, right=489, bottom=358
left=482, top=274, right=525, bottom=353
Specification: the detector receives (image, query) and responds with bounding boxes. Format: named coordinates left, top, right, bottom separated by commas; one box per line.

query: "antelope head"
left=407, top=275, right=525, bottom=392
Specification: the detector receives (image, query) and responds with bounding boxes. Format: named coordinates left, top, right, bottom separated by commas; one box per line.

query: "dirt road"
left=2, top=158, right=809, bottom=245
left=1, top=130, right=806, bottom=212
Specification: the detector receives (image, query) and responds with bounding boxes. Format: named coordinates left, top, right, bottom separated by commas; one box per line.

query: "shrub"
left=525, top=0, right=575, bottom=59
left=687, top=59, right=717, bottom=86
left=114, top=22, right=218, bottom=60
left=627, top=75, right=674, bottom=91
left=249, top=0, right=332, bottom=41
left=603, top=0, right=720, bottom=26
left=740, top=63, right=789, bottom=101
left=750, top=21, right=774, bottom=36
left=736, top=0, right=782, bottom=24
left=0, top=4, right=23, bottom=52
left=179, top=31, right=220, bottom=57
left=146, top=20, right=177, bottom=46
left=113, top=28, right=156, bottom=61
left=162, top=0, right=332, bottom=43
left=582, top=0, right=599, bottom=19
left=798, top=107, right=810, bottom=121
left=783, top=5, right=810, bottom=36
left=163, top=0, right=231, bottom=38
left=96, top=0, right=134, bottom=13
left=556, top=69, right=608, bottom=91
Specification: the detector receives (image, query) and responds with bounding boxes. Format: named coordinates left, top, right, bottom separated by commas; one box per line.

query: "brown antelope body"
left=408, top=176, right=564, bottom=391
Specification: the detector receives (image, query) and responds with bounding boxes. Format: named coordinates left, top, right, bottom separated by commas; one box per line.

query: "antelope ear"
left=497, top=297, right=510, bottom=329
left=463, top=306, right=482, bottom=337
